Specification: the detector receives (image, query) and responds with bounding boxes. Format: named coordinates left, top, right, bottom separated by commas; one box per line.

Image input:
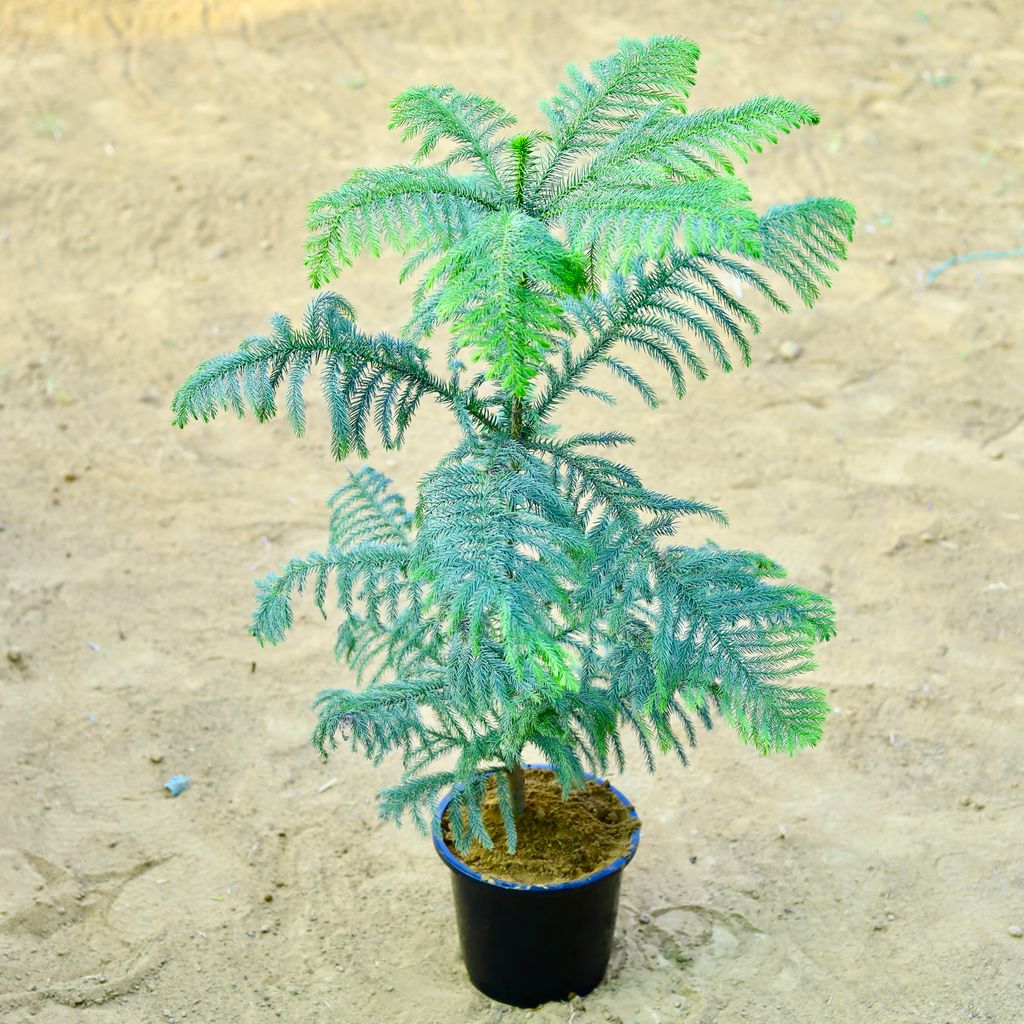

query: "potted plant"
left=173, top=35, right=853, bottom=1007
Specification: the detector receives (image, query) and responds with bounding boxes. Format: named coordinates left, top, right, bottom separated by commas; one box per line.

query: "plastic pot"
left=433, top=765, right=640, bottom=1007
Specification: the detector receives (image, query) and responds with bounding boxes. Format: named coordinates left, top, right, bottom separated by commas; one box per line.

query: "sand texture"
left=1, top=2, right=1022, bottom=1021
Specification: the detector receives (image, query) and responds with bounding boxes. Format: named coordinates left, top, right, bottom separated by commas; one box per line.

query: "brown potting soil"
left=443, top=768, right=638, bottom=885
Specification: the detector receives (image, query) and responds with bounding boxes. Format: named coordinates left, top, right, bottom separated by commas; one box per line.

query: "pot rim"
left=432, top=763, right=641, bottom=892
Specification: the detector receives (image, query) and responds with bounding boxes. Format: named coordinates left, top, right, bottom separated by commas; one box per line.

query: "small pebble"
left=638, top=913, right=651, bottom=924
left=883, top=252, right=896, bottom=265
left=246, top=930, right=256, bottom=938
left=1009, top=925, right=1023, bottom=938
left=6, top=647, right=23, bottom=665
left=778, top=340, right=803, bottom=361
left=260, top=924, right=270, bottom=933
left=149, top=753, right=164, bottom=764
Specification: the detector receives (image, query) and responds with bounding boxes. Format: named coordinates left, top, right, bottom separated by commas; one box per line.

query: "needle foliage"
left=174, top=36, right=853, bottom=853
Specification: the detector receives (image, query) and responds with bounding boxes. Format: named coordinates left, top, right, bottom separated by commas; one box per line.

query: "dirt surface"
left=444, top=769, right=637, bottom=886
left=1, top=1, right=1022, bottom=1021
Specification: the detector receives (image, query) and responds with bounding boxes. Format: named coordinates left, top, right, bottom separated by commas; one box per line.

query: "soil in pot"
left=442, top=767, right=638, bottom=885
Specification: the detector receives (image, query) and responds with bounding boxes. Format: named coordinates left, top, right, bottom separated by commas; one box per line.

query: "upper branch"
left=533, top=251, right=787, bottom=422
left=305, top=165, right=503, bottom=288
left=534, top=36, right=701, bottom=200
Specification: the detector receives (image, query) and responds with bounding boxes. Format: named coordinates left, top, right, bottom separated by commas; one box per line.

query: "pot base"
left=449, top=863, right=625, bottom=1006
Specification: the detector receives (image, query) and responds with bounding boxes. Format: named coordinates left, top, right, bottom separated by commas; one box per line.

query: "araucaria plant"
left=174, top=36, right=854, bottom=855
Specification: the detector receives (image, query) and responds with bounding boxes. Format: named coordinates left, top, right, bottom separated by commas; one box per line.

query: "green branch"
left=171, top=295, right=502, bottom=452
left=305, top=165, right=503, bottom=287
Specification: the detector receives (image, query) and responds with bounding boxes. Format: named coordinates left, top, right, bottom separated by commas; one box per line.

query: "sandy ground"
left=1, top=1, right=1022, bottom=1021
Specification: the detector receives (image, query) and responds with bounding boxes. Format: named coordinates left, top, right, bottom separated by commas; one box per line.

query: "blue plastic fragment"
left=164, top=775, right=191, bottom=796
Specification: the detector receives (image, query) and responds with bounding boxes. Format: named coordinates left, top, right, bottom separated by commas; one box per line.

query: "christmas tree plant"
left=173, top=36, right=854, bottom=855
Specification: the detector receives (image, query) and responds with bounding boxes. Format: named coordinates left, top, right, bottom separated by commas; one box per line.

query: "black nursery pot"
left=433, top=765, right=641, bottom=1007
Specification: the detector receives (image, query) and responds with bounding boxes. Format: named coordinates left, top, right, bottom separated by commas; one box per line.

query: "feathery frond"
left=417, top=211, right=586, bottom=396
left=758, top=198, right=857, bottom=306
left=536, top=96, right=817, bottom=212
left=536, top=36, right=701, bottom=192
left=552, top=174, right=761, bottom=276
left=249, top=541, right=412, bottom=647
left=389, top=84, right=516, bottom=186
left=537, top=252, right=786, bottom=415
left=172, top=292, right=498, bottom=457
left=503, top=132, right=548, bottom=206
left=667, top=96, right=820, bottom=173
left=413, top=436, right=589, bottom=690
left=305, top=166, right=501, bottom=287
left=645, top=544, right=835, bottom=753
left=328, top=467, right=415, bottom=549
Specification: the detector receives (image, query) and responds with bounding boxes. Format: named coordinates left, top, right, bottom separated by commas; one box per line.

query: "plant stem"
left=510, top=395, right=525, bottom=440
left=508, top=762, right=526, bottom=817
left=506, top=395, right=528, bottom=821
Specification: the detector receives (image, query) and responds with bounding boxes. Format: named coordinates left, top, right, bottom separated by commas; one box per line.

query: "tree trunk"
left=510, top=395, right=525, bottom=441
left=508, top=395, right=527, bottom=819
left=508, top=762, right=526, bottom=818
